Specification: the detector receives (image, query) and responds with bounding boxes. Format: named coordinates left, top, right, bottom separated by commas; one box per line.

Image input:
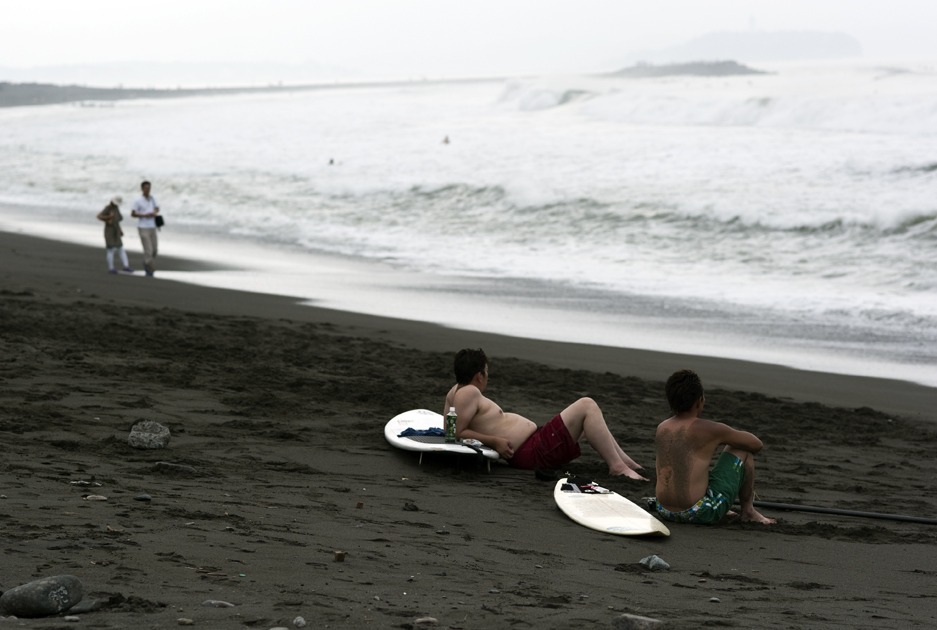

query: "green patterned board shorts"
left=655, top=452, right=744, bottom=525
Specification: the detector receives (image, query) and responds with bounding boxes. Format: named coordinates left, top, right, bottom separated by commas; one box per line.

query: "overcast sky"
left=3, top=1, right=936, bottom=79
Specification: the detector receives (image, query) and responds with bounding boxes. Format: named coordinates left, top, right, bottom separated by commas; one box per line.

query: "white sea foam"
left=1, top=61, right=936, bottom=385
left=500, top=61, right=937, bottom=133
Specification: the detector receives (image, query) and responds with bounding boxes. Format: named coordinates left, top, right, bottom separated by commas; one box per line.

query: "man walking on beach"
left=131, top=180, right=160, bottom=277
left=444, top=348, right=646, bottom=479
left=653, top=369, right=775, bottom=525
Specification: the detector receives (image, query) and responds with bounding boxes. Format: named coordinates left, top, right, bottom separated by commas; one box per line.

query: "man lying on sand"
left=653, top=369, right=776, bottom=525
left=443, top=348, right=646, bottom=479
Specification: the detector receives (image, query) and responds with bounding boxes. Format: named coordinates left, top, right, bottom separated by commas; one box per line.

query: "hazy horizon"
left=3, top=1, right=937, bottom=87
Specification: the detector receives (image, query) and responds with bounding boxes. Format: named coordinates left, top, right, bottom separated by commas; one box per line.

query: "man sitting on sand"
left=654, top=369, right=775, bottom=525
left=444, top=348, right=646, bottom=479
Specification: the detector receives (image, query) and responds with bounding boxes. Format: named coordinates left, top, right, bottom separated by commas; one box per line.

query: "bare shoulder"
left=446, top=384, right=478, bottom=408
left=656, top=416, right=677, bottom=434
left=694, top=417, right=737, bottom=437
left=658, top=416, right=729, bottom=444
left=453, top=384, right=481, bottom=402
left=658, top=415, right=715, bottom=433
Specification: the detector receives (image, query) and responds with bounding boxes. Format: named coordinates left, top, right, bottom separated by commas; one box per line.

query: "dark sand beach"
left=1, top=229, right=936, bottom=629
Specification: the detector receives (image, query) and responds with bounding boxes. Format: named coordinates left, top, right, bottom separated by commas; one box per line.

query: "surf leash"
left=751, top=500, right=937, bottom=525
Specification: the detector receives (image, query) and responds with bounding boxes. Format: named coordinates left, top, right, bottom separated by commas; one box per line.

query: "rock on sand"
left=128, top=420, right=171, bottom=449
left=0, top=575, right=84, bottom=618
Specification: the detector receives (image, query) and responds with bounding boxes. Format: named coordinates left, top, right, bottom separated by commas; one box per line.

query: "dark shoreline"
left=2, top=228, right=933, bottom=421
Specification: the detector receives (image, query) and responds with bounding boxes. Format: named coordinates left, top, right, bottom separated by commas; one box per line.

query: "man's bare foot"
left=740, top=508, right=776, bottom=525
left=622, top=455, right=643, bottom=470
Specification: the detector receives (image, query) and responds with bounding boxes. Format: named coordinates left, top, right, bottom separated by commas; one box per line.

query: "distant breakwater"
left=0, top=75, right=501, bottom=108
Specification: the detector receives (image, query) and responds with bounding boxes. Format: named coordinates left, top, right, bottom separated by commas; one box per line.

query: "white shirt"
left=133, top=194, right=159, bottom=229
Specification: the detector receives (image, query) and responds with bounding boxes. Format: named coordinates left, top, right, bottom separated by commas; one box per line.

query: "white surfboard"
left=554, top=477, right=670, bottom=537
left=385, top=409, right=501, bottom=469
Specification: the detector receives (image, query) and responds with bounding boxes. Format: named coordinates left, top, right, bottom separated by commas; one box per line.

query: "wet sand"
left=1, top=230, right=936, bottom=628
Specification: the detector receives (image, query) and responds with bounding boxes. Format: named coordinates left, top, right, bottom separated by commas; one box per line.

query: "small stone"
left=0, top=575, right=84, bottom=618
left=134, top=494, right=152, bottom=502
left=612, top=612, right=665, bottom=629
left=201, top=599, right=234, bottom=608
left=83, top=495, right=108, bottom=501
left=639, top=555, right=671, bottom=571
left=63, top=616, right=80, bottom=622
left=710, top=597, right=721, bottom=603
left=356, top=501, right=364, bottom=509
left=128, top=420, right=171, bottom=449
left=292, top=616, right=307, bottom=627
left=414, top=617, right=438, bottom=625
left=403, top=502, right=419, bottom=511
left=333, top=550, right=346, bottom=562
left=177, top=619, right=194, bottom=626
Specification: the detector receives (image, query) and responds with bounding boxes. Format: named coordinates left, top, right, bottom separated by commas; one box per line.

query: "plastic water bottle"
left=445, top=407, right=457, bottom=443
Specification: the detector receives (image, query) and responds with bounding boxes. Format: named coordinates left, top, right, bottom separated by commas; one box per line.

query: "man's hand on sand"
left=611, top=466, right=648, bottom=481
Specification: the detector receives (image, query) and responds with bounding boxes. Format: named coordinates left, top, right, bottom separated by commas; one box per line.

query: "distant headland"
left=607, top=60, right=767, bottom=78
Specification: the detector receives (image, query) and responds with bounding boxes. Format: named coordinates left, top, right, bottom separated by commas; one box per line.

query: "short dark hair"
left=454, top=348, right=487, bottom=385
left=665, top=369, right=703, bottom=413
left=141, top=180, right=151, bottom=188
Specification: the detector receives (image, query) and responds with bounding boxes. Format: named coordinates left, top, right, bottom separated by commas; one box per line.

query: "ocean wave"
left=306, top=183, right=937, bottom=282
left=500, top=66, right=937, bottom=135
left=584, top=92, right=937, bottom=135
left=496, top=81, right=594, bottom=110
left=341, top=181, right=937, bottom=249
left=893, top=162, right=937, bottom=175
left=889, top=213, right=937, bottom=241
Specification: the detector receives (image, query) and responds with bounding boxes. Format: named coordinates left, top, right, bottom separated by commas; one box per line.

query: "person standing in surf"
left=443, top=348, right=646, bottom=479
left=131, top=180, right=161, bottom=277
left=653, top=369, right=775, bottom=525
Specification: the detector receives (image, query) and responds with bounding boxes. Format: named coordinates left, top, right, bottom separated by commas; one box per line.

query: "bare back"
left=444, top=384, right=536, bottom=450
left=655, top=415, right=762, bottom=511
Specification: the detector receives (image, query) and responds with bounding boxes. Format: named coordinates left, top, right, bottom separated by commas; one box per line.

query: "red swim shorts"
left=509, top=414, right=581, bottom=470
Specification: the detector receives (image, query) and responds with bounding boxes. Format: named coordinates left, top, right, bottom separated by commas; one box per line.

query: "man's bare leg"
left=560, top=398, right=647, bottom=480
left=613, top=442, right=643, bottom=470
left=726, top=448, right=776, bottom=524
